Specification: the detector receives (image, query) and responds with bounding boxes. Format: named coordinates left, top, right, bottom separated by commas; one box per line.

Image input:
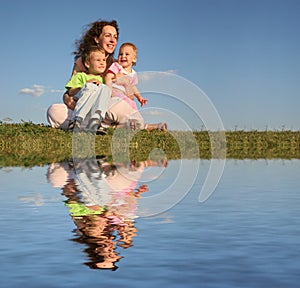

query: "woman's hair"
left=74, top=19, right=119, bottom=56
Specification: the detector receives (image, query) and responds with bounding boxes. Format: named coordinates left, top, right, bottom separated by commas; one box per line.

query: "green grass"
left=1, top=122, right=300, bottom=167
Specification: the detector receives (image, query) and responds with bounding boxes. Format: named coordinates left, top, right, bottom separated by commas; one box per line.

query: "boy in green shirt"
left=66, top=45, right=111, bottom=132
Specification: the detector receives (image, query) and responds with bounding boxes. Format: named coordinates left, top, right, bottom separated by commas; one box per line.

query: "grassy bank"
left=1, top=122, right=300, bottom=167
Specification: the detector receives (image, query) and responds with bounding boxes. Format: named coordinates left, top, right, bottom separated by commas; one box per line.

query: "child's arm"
left=63, top=72, right=84, bottom=110
left=132, top=85, right=148, bottom=107
left=104, top=71, right=115, bottom=88
left=107, top=72, right=135, bottom=97
left=63, top=88, right=81, bottom=110
left=86, top=78, right=103, bottom=85
left=105, top=62, right=123, bottom=87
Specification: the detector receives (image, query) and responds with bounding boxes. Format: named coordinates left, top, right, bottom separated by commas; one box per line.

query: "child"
left=105, top=42, right=147, bottom=111
left=66, top=45, right=112, bottom=132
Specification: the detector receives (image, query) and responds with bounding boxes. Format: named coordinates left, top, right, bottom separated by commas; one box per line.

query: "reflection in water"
left=47, top=156, right=167, bottom=270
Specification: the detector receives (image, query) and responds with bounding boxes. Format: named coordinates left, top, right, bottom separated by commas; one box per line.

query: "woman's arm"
left=71, top=63, right=79, bottom=76
left=72, top=56, right=87, bottom=75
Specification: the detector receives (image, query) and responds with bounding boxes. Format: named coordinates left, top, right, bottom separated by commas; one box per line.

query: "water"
left=0, top=158, right=299, bottom=288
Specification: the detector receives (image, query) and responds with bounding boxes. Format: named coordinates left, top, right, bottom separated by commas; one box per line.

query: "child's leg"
left=84, top=84, right=112, bottom=132
left=73, top=83, right=99, bottom=124
left=91, top=84, right=112, bottom=120
left=112, top=88, right=138, bottom=111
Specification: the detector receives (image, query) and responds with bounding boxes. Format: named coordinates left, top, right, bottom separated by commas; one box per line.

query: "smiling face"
left=117, top=44, right=137, bottom=71
left=96, top=25, right=118, bottom=55
left=85, top=50, right=107, bottom=75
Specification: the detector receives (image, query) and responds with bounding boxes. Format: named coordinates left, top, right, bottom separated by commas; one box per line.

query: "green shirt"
left=65, top=72, right=104, bottom=90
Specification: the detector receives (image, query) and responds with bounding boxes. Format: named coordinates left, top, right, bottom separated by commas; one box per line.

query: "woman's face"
left=96, top=25, right=118, bottom=55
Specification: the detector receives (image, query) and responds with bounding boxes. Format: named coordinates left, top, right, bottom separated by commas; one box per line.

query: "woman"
left=47, top=19, right=167, bottom=132
left=47, top=19, right=119, bottom=129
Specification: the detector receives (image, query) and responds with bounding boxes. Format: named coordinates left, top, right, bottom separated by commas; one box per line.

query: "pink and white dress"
left=107, top=62, right=138, bottom=111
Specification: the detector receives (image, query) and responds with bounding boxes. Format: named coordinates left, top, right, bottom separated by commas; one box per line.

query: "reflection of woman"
left=47, top=158, right=154, bottom=270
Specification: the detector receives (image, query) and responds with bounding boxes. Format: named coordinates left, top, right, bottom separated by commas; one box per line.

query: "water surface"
left=0, top=159, right=299, bottom=288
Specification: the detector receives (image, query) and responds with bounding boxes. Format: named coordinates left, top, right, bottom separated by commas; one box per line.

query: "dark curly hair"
left=74, top=19, right=119, bottom=56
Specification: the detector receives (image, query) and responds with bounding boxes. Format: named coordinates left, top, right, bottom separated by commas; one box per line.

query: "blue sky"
left=0, top=0, right=299, bottom=130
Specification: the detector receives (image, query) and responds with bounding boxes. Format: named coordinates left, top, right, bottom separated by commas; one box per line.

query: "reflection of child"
left=47, top=158, right=166, bottom=270
left=105, top=42, right=147, bottom=110
left=66, top=45, right=111, bottom=131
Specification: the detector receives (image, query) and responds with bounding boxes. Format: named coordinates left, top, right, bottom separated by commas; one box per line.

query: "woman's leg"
left=105, top=97, right=146, bottom=128
left=47, top=103, right=72, bottom=129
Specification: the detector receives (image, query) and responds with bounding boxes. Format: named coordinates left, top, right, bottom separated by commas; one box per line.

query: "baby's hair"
left=82, top=45, right=105, bottom=65
left=119, top=42, right=138, bottom=65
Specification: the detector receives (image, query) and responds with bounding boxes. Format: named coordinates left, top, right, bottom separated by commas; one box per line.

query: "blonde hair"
left=82, top=45, right=105, bottom=66
left=119, top=42, right=138, bottom=66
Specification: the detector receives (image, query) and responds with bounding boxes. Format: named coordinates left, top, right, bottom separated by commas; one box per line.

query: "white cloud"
left=19, top=84, right=45, bottom=97
left=18, top=85, right=64, bottom=97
